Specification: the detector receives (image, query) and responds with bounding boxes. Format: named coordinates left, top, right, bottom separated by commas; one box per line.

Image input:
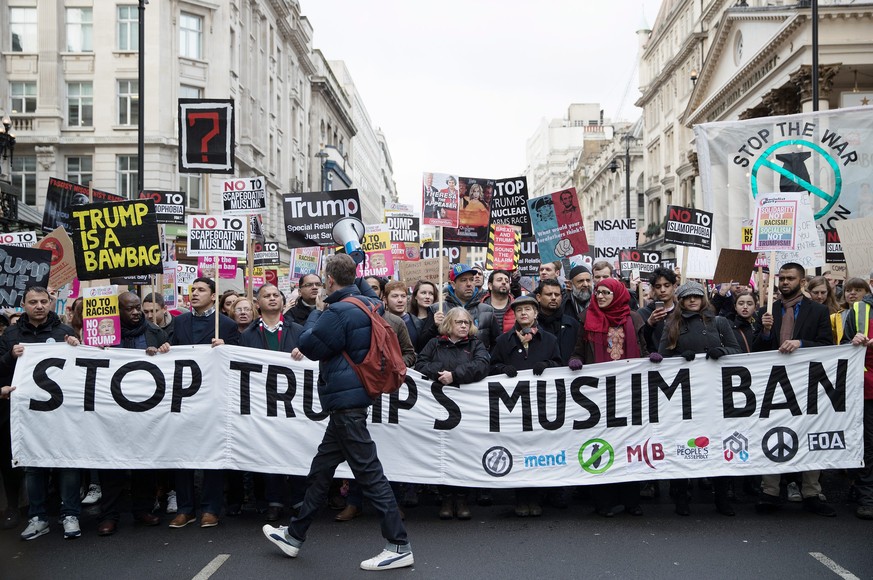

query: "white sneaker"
left=360, top=547, right=414, bottom=571
left=20, top=517, right=49, bottom=541
left=262, top=524, right=302, bottom=558
left=81, top=484, right=102, bottom=505
left=62, top=516, right=81, bottom=539
left=786, top=482, right=802, bottom=503
left=166, top=490, right=178, bottom=514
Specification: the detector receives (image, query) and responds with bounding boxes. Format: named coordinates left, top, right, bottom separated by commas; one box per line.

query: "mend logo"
left=626, top=439, right=665, bottom=469
left=808, top=431, right=846, bottom=451
left=523, top=450, right=567, bottom=469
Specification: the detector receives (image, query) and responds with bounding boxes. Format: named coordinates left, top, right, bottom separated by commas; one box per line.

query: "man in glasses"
left=287, top=274, right=322, bottom=325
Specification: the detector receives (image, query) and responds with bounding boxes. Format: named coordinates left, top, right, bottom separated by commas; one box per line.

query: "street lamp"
left=0, top=116, right=16, bottom=178
left=607, top=134, right=632, bottom=219
left=137, top=0, right=148, bottom=194
left=315, top=147, right=329, bottom=191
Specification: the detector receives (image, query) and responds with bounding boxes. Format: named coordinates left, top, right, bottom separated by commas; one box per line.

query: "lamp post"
left=137, top=0, right=148, bottom=194
left=0, top=116, right=16, bottom=179
left=315, top=147, right=329, bottom=191
left=607, top=134, right=632, bottom=219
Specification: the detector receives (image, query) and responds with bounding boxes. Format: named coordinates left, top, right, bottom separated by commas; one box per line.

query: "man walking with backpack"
left=263, top=253, right=413, bottom=571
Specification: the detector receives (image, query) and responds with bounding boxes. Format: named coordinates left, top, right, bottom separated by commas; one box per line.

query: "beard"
left=572, top=288, right=591, bottom=303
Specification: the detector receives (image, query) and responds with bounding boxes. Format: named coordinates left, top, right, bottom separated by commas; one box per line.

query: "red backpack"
left=340, top=296, right=407, bottom=398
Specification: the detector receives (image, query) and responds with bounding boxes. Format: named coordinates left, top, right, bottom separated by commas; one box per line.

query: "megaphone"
left=332, top=216, right=366, bottom=264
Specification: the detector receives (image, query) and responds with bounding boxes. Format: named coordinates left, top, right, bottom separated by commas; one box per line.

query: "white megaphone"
left=332, top=216, right=366, bottom=264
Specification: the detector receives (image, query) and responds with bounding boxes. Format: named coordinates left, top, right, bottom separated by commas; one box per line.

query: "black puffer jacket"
left=490, top=326, right=562, bottom=374
left=726, top=313, right=755, bottom=354
left=415, top=335, right=490, bottom=385
left=658, top=310, right=742, bottom=358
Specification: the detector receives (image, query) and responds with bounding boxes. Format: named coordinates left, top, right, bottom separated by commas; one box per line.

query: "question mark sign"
left=188, top=112, right=220, bottom=162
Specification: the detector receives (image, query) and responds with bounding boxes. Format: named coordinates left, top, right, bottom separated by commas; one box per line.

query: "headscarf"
left=584, top=277, right=640, bottom=361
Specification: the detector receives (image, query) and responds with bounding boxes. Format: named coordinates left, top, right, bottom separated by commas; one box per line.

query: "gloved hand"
left=532, top=362, right=549, bottom=376
left=681, top=350, right=696, bottom=361
left=503, top=365, right=518, bottom=377
left=568, top=358, right=584, bottom=371
left=706, top=347, right=728, bottom=360
left=649, top=352, right=663, bottom=363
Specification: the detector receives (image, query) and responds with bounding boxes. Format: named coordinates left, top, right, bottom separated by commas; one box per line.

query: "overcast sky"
left=301, top=0, right=663, bottom=210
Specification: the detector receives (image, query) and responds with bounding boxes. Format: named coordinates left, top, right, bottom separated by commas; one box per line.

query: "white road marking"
left=193, top=554, right=230, bottom=580
left=809, top=552, right=860, bottom=580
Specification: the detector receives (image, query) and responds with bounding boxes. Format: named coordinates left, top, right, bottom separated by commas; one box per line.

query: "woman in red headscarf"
left=568, top=277, right=652, bottom=517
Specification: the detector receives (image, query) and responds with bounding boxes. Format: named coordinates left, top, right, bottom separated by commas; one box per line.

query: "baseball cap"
left=449, top=263, right=481, bottom=282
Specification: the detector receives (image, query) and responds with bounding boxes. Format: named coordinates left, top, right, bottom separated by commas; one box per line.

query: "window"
left=179, top=85, right=202, bottom=99
left=117, top=155, right=139, bottom=198
left=180, top=174, right=202, bottom=209
left=11, top=156, right=37, bottom=206
left=67, top=82, right=93, bottom=127
left=67, top=156, right=93, bottom=185
left=11, top=82, right=37, bottom=114
left=66, top=8, right=93, bottom=52
left=117, top=80, right=139, bottom=125
left=117, top=6, right=139, bottom=51
left=179, top=13, right=203, bottom=59
left=10, top=7, right=37, bottom=52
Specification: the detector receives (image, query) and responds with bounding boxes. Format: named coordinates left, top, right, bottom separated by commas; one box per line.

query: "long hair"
left=409, top=280, right=439, bottom=316
left=841, top=277, right=872, bottom=310
left=665, top=292, right=715, bottom=352
left=806, top=276, right=840, bottom=314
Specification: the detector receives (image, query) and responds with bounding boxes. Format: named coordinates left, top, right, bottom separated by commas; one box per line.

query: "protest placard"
left=42, top=177, right=122, bottom=233
left=740, top=219, right=768, bottom=268
left=486, top=224, right=520, bottom=271
left=420, top=242, right=461, bottom=263
left=712, top=249, right=759, bottom=284
left=198, top=256, right=238, bottom=279
left=398, top=256, right=450, bottom=286
left=70, top=200, right=163, bottom=281
left=823, top=228, right=844, bottom=264
left=676, top=245, right=719, bottom=280
left=283, top=189, right=362, bottom=248
left=82, top=285, right=120, bottom=347
left=187, top=215, right=247, bottom=258
left=385, top=202, right=414, bottom=214
left=0, top=231, right=37, bottom=248
left=222, top=176, right=266, bottom=215
left=619, top=249, right=661, bottom=276
left=528, top=189, right=589, bottom=263
left=139, top=191, right=186, bottom=225
left=834, top=216, right=873, bottom=279
left=594, top=219, right=637, bottom=258
left=176, top=264, right=198, bottom=287
left=752, top=194, right=799, bottom=251
left=110, top=274, right=150, bottom=286
left=253, top=241, right=280, bottom=267
left=35, top=228, right=76, bottom=289
left=422, top=172, right=459, bottom=228
left=0, top=246, right=51, bottom=308
left=179, top=99, right=235, bottom=174
left=664, top=206, right=713, bottom=250
left=443, top=176, right=492, bottom=245
left=386, top=213, right=420, bottom=262
left=356, top=224, right=394, bottom=278
left=518, top=237, right=540, bottom=276
left=756, top=193, right=824, bottom=269
left=489, top=176, right=532, bottom=238
left=162, top=262, right=178, bottom=308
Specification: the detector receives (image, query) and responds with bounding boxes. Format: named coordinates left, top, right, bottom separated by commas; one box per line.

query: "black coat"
left=285, top=300, right=317, bottom=326
left=659, top=311, right=741, bottom=358
left=171, top=310, right=239, bottom=346
left=490, top=326, right=562, bottom=374
left=415, top=335, right=490, bottom=385
left=537, top=310, right=580, bottom=364
left=727, top=313, right=755, bottom=354
left=0, top=312, right=76, bottom=386
left=239, top=318, right=304, bottom=352
left=752, top=297, right=833, bottom=352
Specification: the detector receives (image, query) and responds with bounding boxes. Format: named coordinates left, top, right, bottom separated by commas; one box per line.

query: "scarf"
left=120, top=317, right=149, bottom=349
left=584, top=278, right=640, bottom=362
left=779, top=293, right=804, bottom=344
left=514, top=322, right=538, bottom=350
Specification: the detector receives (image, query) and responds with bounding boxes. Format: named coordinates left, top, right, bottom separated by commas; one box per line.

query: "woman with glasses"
left=832, top=277, right=872, bottom=344
left=233, top=298, right=257, bottom=334
left=568, top=277, right=650, bottom=518
left=415, top=307, right=490, bottom=520
left=658, top=281, right=741, bottom=517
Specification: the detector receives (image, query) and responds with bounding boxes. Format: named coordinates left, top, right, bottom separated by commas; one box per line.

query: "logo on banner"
left=676, top=436, right=711, bottom=461
left=723, top=431, right=750, bottom=462
left=523, top=450, right=567, bottom=469
left=808, top=431, right=846, bottom=451
left=482, top=446, right=513, bottom=477
left=626, top=439, right=665, bottom=469
left=761, top=426, right=798, bottom=463
left=578, top=439, right=614, bottom=474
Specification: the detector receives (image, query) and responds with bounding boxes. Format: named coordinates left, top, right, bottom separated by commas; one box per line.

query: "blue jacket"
left=298, top=280, right=380, bottom=411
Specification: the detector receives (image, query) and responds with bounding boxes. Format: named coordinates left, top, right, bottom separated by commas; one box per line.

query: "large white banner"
left=694, top=106, right=872, bottom=253
left=11, top=344, right=864, bottom=487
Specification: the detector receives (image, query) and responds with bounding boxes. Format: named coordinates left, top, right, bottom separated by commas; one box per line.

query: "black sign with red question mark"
left=178, top=99, right=235, bottom=174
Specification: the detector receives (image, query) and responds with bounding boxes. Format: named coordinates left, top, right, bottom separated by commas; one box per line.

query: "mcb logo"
left=626, top=439, right=665, bottom=469
left=723, top=431, right=750, bottom=462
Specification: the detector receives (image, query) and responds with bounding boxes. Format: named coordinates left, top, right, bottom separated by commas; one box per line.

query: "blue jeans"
left=174, top=469, right=224, bottom=515
left=25, top=467, right=81, bottom=520
left=288, top=408, right=407, bottom=546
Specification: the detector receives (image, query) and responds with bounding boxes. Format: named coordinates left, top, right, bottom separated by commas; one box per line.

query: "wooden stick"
left=438, top=226, right=444, bottom=312
left=214, top=274, right=220, bottom=339
left=756, top=266, right=764, bottom=308
left=766, top=251, right=777, bottom=315
left=247, top=216, right=255, bottom=304
left=680, top=245, right=689, bottom=285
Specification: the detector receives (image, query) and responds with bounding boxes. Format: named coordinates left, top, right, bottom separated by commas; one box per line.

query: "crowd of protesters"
left=1, top=257, right=872, bottom=547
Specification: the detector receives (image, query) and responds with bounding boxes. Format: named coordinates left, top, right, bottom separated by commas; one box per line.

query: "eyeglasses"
left=301, top=282, right=323, bottom=289
left=234, top=307, right=253, bottom=313
left=595, top=289, right=613, bottom=296
left=453, top=320, right=472, bottom=326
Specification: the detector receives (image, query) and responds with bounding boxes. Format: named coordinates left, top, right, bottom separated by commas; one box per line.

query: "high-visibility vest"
left=853, top=301, right=871, bottom=372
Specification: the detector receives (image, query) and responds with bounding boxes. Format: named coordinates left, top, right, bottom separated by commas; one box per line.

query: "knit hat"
left=569, top=265, right=591, bottom=279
